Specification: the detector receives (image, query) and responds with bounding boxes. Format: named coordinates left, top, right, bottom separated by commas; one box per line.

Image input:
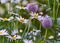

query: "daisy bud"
left=41, top=15, right=52, bottom=29
left=26, top=3, right=38, bottom=13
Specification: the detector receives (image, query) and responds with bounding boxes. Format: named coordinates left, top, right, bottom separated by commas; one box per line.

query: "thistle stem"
left=44, top=29, right=47, bottom=42
left=53, top=0, right=55, bottom=22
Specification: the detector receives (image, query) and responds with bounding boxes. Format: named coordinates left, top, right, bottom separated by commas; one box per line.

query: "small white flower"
left=6, top=35, right=22, bottom=40
left=16, top=16, right=28, bottom=23
left=23, top=39, right=33, bottom=43
left=20, top=29, right=23, bottom=33
left=11, top=29, right=18, bottom=35
left=0, top=29, right=9, bottom=35
left=58, top=32, right=60, bottom=36
left=48, top=36, right=54, bottom=39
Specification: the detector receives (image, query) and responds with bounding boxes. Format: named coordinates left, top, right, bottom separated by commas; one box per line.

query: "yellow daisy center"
left=33, top=13, right=38, bottom=19
left=20, top=18, right=24, bottom=23
left=20, top=6, right=25, bottom=9
left=3, top=18, right=8, bottom=21
left=0, top=32, right=3, bottom=34
left=12, top=35, right=16, bottom=40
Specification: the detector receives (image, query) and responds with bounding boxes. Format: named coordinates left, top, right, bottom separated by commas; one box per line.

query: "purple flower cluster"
left=27, top=3, right=38, bottom=13
left=27, top=3, right=53, bottom=29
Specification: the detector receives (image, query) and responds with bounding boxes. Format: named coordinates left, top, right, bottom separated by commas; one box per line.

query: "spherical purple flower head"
left=27, top=3, right=38, bottom=13
left=41, top=15, right=53, bottom=29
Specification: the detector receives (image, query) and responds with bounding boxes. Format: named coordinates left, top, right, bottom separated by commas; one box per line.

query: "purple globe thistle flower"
left=26, top=3, right=38, bottom=13
left=41, top=15, right=53, bottom=29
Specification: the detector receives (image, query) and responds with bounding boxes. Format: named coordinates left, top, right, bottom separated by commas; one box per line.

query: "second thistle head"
left=26, top=3, right=38, bottom=13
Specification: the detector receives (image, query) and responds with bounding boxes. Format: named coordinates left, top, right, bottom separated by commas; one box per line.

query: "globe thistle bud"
left=41, top=15, right=52, bottom=29
left=26, top=3, right=38, bottom=13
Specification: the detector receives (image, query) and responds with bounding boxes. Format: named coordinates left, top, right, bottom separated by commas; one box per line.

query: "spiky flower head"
left=41, top=15, right=52, bottom=29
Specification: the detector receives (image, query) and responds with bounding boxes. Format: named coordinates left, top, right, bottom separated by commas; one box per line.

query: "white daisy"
left=16, top=16, right=28, bottom=23
left=30, top=13, right=42, bottom=21
left=0, top=17, right=14, bottom=21
left=0, top=29, right=9, bottom=35
left=6, top=35, right=22, bottom=40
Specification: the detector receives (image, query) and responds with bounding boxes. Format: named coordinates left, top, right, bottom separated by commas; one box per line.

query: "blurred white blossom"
left=48, top=36, right=54, bottom=39
left=11, top=0, right=21, bottom=3
left=0, top=29, right=9, bottom=35
left=1, top=0, right=7, bottom=4
left=11, top=29, right=18, bottom=35
left=22, top=0, right=28, bottom=6
left=0, top=16, right=14, bottom=21
left=58, top=32, right=60, bottom=36
left=23, top=39, right=33, bottom=43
